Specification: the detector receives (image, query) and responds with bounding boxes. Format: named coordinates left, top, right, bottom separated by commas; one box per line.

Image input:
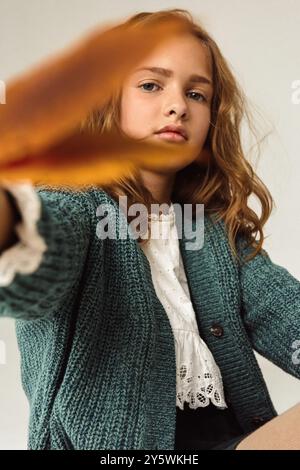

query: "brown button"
left=251, top=416, right=266, bottom=426
left=210, top=324, right=224, bottom=337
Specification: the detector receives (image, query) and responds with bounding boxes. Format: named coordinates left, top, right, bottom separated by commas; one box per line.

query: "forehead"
left=131, top=33, right=212, bottom=79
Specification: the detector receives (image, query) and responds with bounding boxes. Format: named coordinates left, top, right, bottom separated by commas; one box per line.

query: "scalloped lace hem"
left=175, top=329, right=228, bottom=410
left=176, top=362, right=228, bottom=410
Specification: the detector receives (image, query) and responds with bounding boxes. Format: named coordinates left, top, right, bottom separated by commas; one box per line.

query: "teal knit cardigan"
left=0, top=186, right=299, bottom=450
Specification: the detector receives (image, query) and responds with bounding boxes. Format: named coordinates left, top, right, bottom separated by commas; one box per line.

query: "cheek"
left=120, top=90, right=155, bottom=137
left=120, top=91, right=131, bottom=126
left=120, top=93, right=137, bottom=134
left=121, top=90, right=141, bottom=122
left=193, top=109, right=211, bottom=140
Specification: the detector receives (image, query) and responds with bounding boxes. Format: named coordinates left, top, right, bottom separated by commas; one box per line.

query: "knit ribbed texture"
left=0, top=186, right=299, bottom=450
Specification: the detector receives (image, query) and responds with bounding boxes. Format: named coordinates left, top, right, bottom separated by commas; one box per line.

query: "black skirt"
left=175, top=401, right=251, bottom=450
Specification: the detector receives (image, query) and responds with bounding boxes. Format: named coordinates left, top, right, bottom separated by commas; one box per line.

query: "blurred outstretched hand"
left=0, top=16, right=199, bottom=187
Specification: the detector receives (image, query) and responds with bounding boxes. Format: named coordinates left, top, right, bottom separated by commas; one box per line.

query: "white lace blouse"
left=0, top=183, right=228, bottom=411
left=140, top=203, right=228, bottom=410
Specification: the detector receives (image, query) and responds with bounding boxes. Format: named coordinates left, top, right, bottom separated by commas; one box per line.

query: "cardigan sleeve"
left=238, top=238, right=300, bottom=380
left=0, top=185, right=92, bottom=321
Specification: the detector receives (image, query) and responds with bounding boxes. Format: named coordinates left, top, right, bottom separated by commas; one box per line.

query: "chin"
left=150, top=162, right=193, bottom=175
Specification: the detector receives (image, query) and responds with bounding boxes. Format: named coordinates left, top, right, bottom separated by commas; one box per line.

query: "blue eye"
left=187, top=91, right=207, bottom=102
left=139, top=82, right=207, bottom=102
left=139, top=82, right=160, bottom=92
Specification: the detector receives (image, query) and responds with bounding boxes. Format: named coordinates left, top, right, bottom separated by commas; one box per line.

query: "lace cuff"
left=0, top=181, right=47, bottom=286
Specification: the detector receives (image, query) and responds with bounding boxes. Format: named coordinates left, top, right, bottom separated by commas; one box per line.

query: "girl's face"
left=119, top=33, right=213, bottom=172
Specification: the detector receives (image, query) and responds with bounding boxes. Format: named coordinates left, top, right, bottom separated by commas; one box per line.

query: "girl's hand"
left=0, top=187, right=19, bottom=252
left=0, top=16, right=196, bottom=187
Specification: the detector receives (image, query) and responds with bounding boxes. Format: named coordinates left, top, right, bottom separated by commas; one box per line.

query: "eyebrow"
left=133, top=66, right=213, bottom=88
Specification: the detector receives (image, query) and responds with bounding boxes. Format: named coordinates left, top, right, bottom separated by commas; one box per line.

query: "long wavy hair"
left=80, top=8, right=275, bottom=263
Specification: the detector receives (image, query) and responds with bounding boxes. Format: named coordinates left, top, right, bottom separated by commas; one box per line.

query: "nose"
left=163, top=89, right=188, bottom=119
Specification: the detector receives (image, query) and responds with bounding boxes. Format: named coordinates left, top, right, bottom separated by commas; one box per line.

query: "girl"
left=0, top=8, right=300, bottom=450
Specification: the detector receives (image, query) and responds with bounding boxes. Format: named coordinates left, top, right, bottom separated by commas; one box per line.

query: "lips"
left=155, top=131, right=186, bottom=143
left=155, top=125, right=188, bottom=140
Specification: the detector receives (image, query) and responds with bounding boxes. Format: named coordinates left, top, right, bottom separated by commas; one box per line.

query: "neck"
left=139, top=170, right=175, bottom=205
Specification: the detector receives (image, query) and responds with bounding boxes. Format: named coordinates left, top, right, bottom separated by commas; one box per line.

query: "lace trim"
left=174, top=330, right=228, bottom=410
left=148, top=203, right=175, bottom=221
left=0, top=181, right=47, bottom=286
left=176, top=360, right=228, bottom=410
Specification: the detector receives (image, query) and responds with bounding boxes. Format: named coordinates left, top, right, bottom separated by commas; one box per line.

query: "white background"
left=0, top=0, right=300, bottom=449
